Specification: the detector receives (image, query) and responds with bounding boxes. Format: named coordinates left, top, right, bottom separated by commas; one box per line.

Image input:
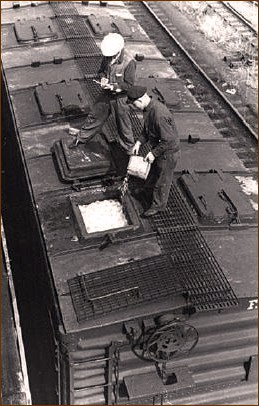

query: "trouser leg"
left=112, top=97, right=134, bottom=154
left=142, top=161, right=160, bottom=197
left=77, top=90, right=112, bottom=143
left=78, top=101, right=110, bottom=142
left=150, top=151, right=179, bottom=211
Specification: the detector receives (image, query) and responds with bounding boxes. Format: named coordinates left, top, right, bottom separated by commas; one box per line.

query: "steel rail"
left=222, top=1, right=258, bottom=35
left=142, top=1, right=258, bottom=141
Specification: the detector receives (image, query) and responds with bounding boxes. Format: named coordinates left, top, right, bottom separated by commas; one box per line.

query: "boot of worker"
left=142, top=178, right=170, bottom=217
left=81, top=113, right=101, bottom=130
left=69, top=120, right=104, bottom=149
left=68, top=128, right=100, bottom=148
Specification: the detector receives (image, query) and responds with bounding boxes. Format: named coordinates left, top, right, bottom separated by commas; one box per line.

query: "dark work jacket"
left=139, top=99, right=180, bottom=157
left=98, top=49, right=136, bottom=94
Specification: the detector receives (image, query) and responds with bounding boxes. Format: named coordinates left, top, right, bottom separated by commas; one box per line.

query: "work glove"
left=132, top=141, right=141, bottom=155
left=144, top=152, right=155, bottom=164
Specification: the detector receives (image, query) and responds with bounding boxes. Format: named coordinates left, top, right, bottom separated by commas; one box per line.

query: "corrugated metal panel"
left=67, top=308, right=257, bottom=404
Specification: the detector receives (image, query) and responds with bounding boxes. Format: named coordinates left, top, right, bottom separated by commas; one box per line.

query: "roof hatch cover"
left=52, top=135, right=116, bottom=181
left=14, top=18, right=58, bottom=42
left=35, top=80, right=89, bottom=116
left=87, top=14, right=132, bottom=37
left=179, top=171, right=257, bottom=225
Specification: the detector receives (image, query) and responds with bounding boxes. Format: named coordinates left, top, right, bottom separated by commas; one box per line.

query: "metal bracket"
left=31, top=60, right=41, bottom=67
left=99, top=233, right=115, bottom=250
left=209, top=168, right=225, bottom=181
left=53, top=57, right=63, bottom=65
left=188, top=134, right=200, bottom=144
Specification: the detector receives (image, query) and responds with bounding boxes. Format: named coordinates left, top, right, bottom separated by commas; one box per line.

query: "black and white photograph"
left=1, top=1, right=258, bottom=404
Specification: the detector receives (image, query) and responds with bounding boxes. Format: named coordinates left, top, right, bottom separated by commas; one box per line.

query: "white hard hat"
left=100, top=33, right=125, bottom=57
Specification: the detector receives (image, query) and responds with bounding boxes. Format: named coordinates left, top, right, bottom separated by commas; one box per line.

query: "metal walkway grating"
left=68, top=255, right=184, bottom=323
left=76, top=55, right=103, bottom=77
left=69, top=38, right=102, bottom=57
left=169, top=231, right=238, bottom=310
left=148, top=185, right=238, bottom=310
left=150, top=184, right=197, bottom=231
left=51, top=2, right=94, bottom=39
left=50, top=1, right=79, bottom=16
left=52, top=4, right=102, bottom=74
left=56, top=16, right=93, bottom=39
left=83, top=78, right=102, bottom=101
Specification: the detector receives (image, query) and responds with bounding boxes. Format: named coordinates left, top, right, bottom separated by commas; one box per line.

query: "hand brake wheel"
left=146, top=322, right=198, bottom=362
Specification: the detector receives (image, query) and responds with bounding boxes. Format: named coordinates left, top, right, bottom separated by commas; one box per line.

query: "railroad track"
left=210, top=1, right=258, bottom=61
left=127, top=1, right=258, bottom=172
left=220, top=1, right=258, bottom=37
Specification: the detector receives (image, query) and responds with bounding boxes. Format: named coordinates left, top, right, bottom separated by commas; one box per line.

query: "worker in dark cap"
left=69, top=33, right=136, bottom=154
left=127, top=85, right=180, bottom=217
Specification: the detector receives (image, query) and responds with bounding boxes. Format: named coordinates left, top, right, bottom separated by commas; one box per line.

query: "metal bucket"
left=127, top=155, right=151, bottom=180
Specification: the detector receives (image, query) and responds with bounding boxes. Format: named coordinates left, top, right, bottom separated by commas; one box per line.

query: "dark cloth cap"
left=127, top=86, right=147, bottom=103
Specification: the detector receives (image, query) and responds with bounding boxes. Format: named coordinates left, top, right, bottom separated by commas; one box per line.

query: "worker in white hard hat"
left=69, top=33, right=136, bottom=155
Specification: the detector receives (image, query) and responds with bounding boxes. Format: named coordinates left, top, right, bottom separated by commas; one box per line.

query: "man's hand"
left=144, top=152, right=155, bottom=164
left=132, top=141, right=141, bottom=155
left=100, top=77, right=109, bottom=87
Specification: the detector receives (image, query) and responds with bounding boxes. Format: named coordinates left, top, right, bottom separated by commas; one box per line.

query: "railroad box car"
left=2, top=2, right=257, bottom=404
